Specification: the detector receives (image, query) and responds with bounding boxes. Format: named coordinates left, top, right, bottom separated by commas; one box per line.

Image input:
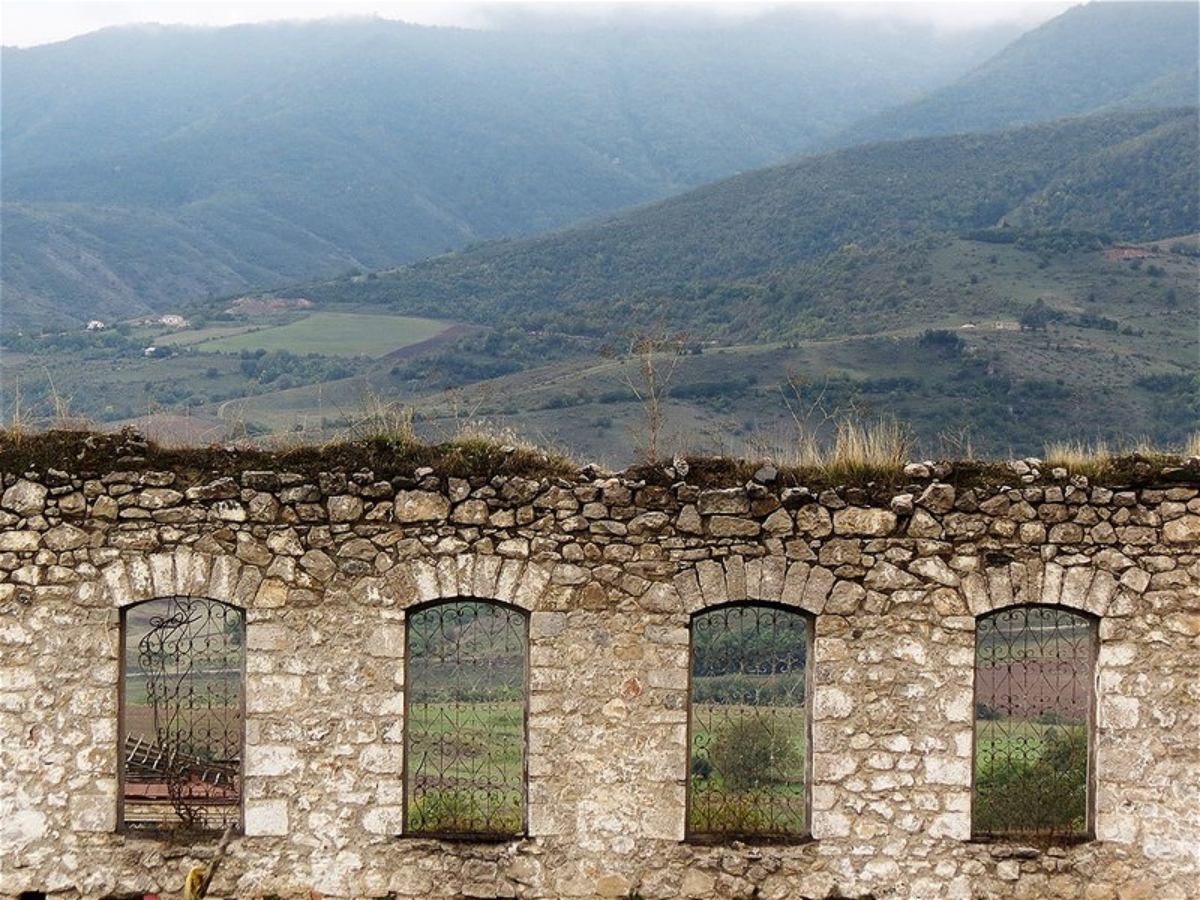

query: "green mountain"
left=832, top=2, right=1199, bottom=147
left=1, top=12, right=1015, bottom=331
left=304, top=108, right=1199, bottom=341
left=4, top=109, right=1195, bottom=460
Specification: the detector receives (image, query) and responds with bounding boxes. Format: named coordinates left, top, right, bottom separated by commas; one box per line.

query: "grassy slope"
left=5, top=110, right=1196, bottom=462
left=71, top=234, right=1181, bottom=465
left=303, top=109, right=1198, bottom=339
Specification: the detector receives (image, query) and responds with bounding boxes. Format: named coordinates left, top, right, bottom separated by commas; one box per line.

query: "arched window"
left=404, top=599, right=528, bottom=838
left=687, top=602, right=812, bottom=840
left=973, top=604, right=1096, bottom=840
left=119, top=596, right=244, bottom=833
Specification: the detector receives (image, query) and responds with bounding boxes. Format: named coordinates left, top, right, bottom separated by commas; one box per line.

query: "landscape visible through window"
left=688, top=603, right=811, bottom=840
left=404, top=599, right=528, bottom=837
left=120, top=596, right=244, bottom=833
left=974, top=605, right=1095, bottom=840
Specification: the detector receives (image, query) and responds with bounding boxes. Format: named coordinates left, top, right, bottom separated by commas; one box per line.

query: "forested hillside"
left=1, top=11, right=1014, bottom=331
left=3, top=5, right=1197, bottom=462
left=831, top=1, right=1199, bottom=147
left=305, top=108, right=1199, bottom=341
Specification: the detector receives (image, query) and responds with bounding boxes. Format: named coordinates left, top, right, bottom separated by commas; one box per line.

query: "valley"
left=5, top=232, right=1195, bottom=467
left=1, top=3, right=1196, bottom=465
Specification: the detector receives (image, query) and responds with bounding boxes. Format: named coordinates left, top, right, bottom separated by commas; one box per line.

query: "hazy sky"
left=1, top=1, right=1079, bottom=49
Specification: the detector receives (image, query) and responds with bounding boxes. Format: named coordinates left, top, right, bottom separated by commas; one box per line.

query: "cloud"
left=1, top=1, right=1074, bottom=49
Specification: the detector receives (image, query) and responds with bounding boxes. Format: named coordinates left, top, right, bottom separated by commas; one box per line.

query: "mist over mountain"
left=830, top=1, right=1199, bottom=148
left=304, top=107, right=1200, bottom=339
left=1, top=10, right=1016, bottom=331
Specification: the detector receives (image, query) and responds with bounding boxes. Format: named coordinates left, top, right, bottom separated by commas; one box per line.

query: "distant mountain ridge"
left=1, top=12, right=1015, bottom=331
left=306, top=107, right=1199, bottom=340
left=4, top=2, right=1196, bottom=334
left=831, top=1, right=1199, bottom=147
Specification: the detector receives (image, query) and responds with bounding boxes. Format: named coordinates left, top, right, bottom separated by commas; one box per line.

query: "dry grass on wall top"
left=1, top=426, right=1198, bottom=490
left=0, top=428, right=575, bottom=486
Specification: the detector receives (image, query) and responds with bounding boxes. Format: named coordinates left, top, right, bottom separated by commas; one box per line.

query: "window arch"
left=973, top=604, right=1097, bottom=840
left=404, top=598, right=528, bottom=838
left=119, top=596, right=245, bottom=833
left=687, top=602, right=812, bottom=840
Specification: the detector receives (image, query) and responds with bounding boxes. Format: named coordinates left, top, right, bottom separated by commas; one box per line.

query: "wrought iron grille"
left=688, top=603, right=810, bottom=839
left=974, top=605, right=1095, bottom=840
left=122, top=596, right=244, bottom=832
left=405, top=599, right=528, bottom=837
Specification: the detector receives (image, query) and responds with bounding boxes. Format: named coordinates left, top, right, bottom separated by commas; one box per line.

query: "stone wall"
left=2, top=451, right=1198, bottom=900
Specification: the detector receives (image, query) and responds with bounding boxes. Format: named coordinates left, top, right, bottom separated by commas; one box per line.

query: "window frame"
left=401, top=596, right=530, bottom=841
left=685, top=600, right=815, bottom=844
left=970, top=603, right=1098, bottom=843
left=117, top=595, right=246, bottom=835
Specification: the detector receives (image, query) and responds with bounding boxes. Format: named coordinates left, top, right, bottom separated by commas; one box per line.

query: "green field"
left=197, top=312, right=449, bottom=357
left=406, top=701, right=525, bottom=835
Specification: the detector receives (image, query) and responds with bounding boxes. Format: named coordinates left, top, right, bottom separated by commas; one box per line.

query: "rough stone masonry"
left=1, top=445, right=1198, bottom=900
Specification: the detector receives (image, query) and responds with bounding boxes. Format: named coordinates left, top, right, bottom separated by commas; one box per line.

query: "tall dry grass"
left=774, top=415, right=912, bottom=479
left=1187, top=431, right=1200, bottom=458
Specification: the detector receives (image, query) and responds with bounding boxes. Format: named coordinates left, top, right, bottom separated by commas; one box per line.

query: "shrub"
left=708, top=716, right=798, bottom=791
left=975, top=728, right=1087, bottom=838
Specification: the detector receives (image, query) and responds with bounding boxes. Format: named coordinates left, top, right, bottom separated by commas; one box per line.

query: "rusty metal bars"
left=687, top=603, right=811, bottom=840
left=404, top=599, right=528, bottom=838
left=120, top=596, right=244, bottom=832
left=973, top=604, right=1096, bottom=841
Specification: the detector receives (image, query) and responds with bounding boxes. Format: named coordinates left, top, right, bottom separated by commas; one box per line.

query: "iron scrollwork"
left=974, top=605, right=1095, bottom=840
left=405, top=600, right=528, bottom=837
left=124, top=596, right=243, bottom=832
left=688, top=603, right=810, bottom=839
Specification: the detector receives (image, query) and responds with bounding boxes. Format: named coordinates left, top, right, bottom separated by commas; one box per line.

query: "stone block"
left=328, top=494, right=363, bottom=522
left=0, top=531, right=39, bottom=552
left=68, top=793, right=115, bottom=832
left=673, top=567, right=703, bottom=613
left=360, top=744, right=400, bottom=773
left=1163, top=515, right=1200, bottom=543
left=795, top=503, right=833, bottom=537
left=834, top=507, right=897, bottom=536
left=515, top=561, right=551, bottom=608
left=758, top=555, right=787, bottom=601
left=697, top=488, right=749, bottom=515
left=2, top=479, right=48, bottom=515
left=917, top=483, right=956, bottom=514
left=394, top=490, right=450, bottom=522
left=908, top=508, right=944, bottom=538
left=825, top=580, right=865, bottom=615
left=244, top=798, right=289, bottom=836
left=924, top=755, right=970, bottom=786
left=805, top=565, right=837, bottom=612
left=1099, top=695, right=1140, bottom=729
left=681, top=869, right=715, bottom=898
left=709, top=515, right=760, bottom=537
left=245, top=744, right=301, bottom=777
left=985, top=566, right=1014, bottom=611
left=927, top=810, right=970, bottom=840
left=247, top=675, right=304, bottom=714
left=695, top=559, right=728, bottom=609
left=812, top=810, right=851, bottom=838
left=814, top=685, right=853, bottom=719
left=495, top=558, right=525, bottom=604
left=0, top=808, right=47, bottom=850
left=43, top=524, right=89, bottom=551
left=1061, top=565, right=1095, bottom=611
left=365, top=623, right=403, bottom=658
